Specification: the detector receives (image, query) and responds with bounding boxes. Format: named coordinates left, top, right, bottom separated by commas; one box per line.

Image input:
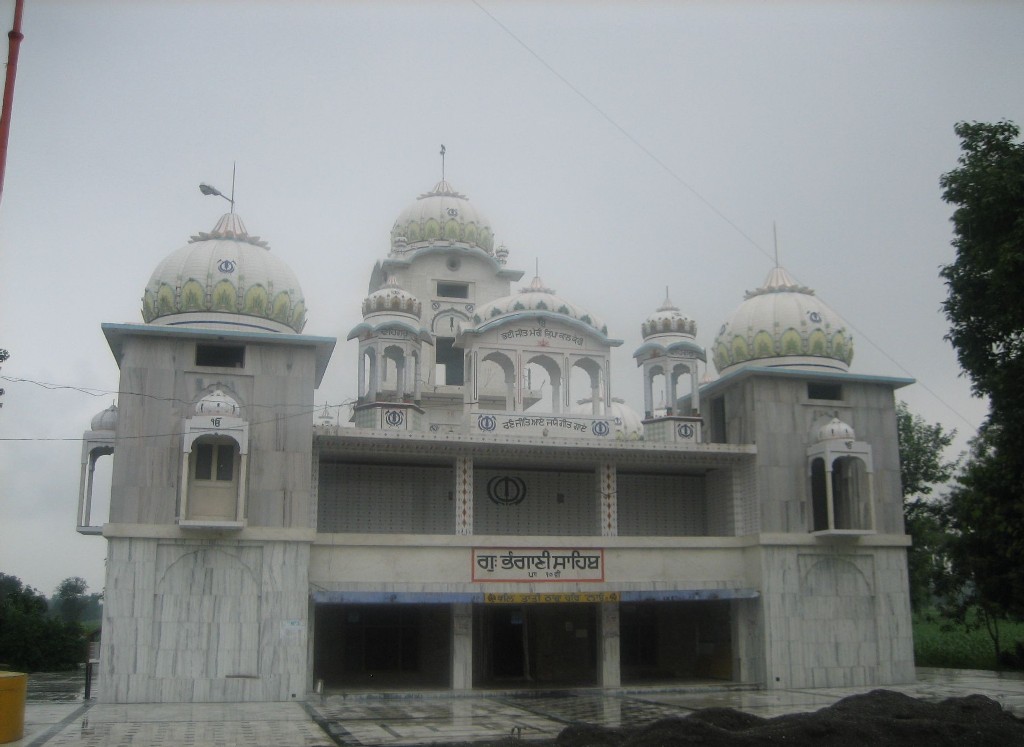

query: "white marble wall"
left=99, top=537, right=311, bottom=703
left=759, top=545, right=914, bottom=689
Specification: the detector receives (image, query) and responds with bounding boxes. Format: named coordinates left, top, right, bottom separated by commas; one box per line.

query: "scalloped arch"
left=211, top=279, right=236, bottom=311
left=781, top=328, right=803, bottom=356
left=753, top=330, right=775, bottom=358
left=181, top=280, right=205, bottom=311
left=244, top=285, right=268, bottom=316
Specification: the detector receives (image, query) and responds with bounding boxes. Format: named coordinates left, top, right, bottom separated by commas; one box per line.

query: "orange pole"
left=0, top=0, right=25, bottom=206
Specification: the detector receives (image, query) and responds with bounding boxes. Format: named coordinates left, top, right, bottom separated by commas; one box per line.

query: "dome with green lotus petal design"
left=141, top=213, right=306, bottom=334
left=712, top=266, right=853, bottom=375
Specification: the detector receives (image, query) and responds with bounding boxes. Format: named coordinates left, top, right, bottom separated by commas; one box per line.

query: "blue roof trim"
left=619, top=589, right=759, bottom=602
left=346, top=320, right=433, bottom=343
left=632, top=340, right=707, bottom=361
left=312, top=591, right=479, bottom=604
left=101, top=322, right=337, bottom=387
left=310, top=588, right=760, bottom=604
left=699, top=364, right=915, bottom=399
left=382, top=245, right=525, bottom=282
left=463, top=311, right=623, bottom=348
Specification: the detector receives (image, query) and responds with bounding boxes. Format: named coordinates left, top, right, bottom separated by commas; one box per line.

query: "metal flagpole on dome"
left=0, top=0, right=26, bottom=207
left=440, top=144, right=446, bottom=182
left=773, top=222, right=780, bottom=268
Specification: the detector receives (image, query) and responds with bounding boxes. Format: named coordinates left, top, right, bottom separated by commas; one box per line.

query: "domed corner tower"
left=711, top=265, right=854, bottom=376
left=141, top=212, right=308, bottom=334
left=364, top=179, right=524, bottom=432
left=632, top=289, right=706, bottom=445
left=697, top=262, right=916, bottom=692
left=347, top=276, right=432, bottom=431
left=92, top=210, right=336, bottom=705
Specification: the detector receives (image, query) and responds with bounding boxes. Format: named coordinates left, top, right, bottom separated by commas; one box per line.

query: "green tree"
left=0, top=573, right=85, bottom=671
left=895, top=402, right=956, bottom=611
left=53, top=576, right=88, bottom=625
left=933, top=425, right=1023, bottom=662
left=940, top=120, right=1024, bottom=434
left=936, top=120, right=1024, bottom=633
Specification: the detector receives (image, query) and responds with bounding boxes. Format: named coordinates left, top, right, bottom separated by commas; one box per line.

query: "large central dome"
left=390, top=180, right=495, bottom=255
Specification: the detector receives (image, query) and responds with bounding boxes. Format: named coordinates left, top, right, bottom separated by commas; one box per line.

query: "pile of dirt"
left=443, top=690, right=1024, bottom=747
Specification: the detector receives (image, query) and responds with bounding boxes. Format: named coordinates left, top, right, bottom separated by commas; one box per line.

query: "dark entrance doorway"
left=475, top=604, right=597, bottom=687
left=620, top=600, right=733, bottom=683
left=313, top=603, right=451, bottom=689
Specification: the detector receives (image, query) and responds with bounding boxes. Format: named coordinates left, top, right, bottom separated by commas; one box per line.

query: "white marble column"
left=451, top=603, right=473, bottom=690
left=599, top=602, right=621, bottom=687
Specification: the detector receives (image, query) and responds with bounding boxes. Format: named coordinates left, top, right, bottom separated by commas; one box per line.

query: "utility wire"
left=1, top=375, right=338, bottom=411
left=471, top=0, right=981, bottom=433
left=0, top=398, right=354, bottom=443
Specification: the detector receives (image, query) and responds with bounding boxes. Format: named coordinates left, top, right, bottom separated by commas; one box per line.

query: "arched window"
left=807, top=453, right=874, bottom=533
left=810, top=457, right=829, bottom=532
left=179, top=389, right=249, bottom=529
left=187, top=436, right=241, bottom=521
left=806, top=418, right=874, bottom=534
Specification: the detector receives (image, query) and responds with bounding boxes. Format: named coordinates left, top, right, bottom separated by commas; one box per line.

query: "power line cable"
left=471, top=0, right=981, bottom=432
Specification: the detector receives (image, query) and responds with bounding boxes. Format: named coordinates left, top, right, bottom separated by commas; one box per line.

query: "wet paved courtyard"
left=9, top=668, right=1024, bottom=746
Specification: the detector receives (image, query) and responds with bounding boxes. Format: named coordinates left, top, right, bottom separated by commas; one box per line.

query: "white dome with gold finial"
left=141, top=213, right=306, bottom=334
left=712, top=266, right=853, bottom=375
left=390, top=180, right=495, bottom=255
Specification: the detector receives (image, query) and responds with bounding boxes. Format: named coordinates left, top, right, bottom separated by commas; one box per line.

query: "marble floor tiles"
left=11, top=668, right=1024, bottom=747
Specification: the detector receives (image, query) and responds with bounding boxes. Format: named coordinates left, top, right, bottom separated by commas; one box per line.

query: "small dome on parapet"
left=813, top=417, right=856, bottom=443
left=195, top=389, right=240, bottom=417
left=471, top=275, right=609, bottom=336
left=362, top=276, right=422, bottom=319
left=572, top=398, right=644, bottom=440
left=90, top=403, right=118, bottom=432
left=641, top=289, right=697, bottom=340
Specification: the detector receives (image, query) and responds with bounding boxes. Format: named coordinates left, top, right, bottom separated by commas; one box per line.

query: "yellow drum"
left=0, top=672, right=27, bottom=743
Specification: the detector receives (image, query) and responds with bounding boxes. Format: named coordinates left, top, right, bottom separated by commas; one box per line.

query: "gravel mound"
left=440, top=690, right=1024, bottom=747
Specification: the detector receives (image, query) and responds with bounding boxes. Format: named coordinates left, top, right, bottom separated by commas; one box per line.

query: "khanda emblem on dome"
left=218, top=259, right=236, bottom=274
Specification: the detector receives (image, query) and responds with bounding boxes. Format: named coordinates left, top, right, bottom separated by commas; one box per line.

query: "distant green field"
left=913, top=612, right=1024, bottom=670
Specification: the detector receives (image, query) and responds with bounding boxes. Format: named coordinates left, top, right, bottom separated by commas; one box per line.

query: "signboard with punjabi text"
left=472, top=547, right=605, bottom=582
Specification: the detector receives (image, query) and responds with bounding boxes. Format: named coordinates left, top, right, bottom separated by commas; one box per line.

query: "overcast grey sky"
left=1, top=1, right=1019, bottom=596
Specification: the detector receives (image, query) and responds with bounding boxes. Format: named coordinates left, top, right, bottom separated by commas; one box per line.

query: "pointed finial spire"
left=773, top=222, right=779, bottom=268
left=440, top=144, right=446, bottom=182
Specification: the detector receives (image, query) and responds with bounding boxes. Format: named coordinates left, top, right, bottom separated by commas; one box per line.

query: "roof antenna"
left=199, top=161, right=237, bottom=213
left=440, top=144, right=446, bottom=182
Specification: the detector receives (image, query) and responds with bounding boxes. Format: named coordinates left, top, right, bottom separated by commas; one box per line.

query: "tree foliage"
left=0, top=573, right=86, bottom=671
left=940, top=120, right=1024, bottom=432
left=53, top=576, right=88, bottom=625
left=896, top=402, right=957, bottom=499
left=933, top=425, right=1024, bottom=661
left=895, top=402, right=957, bottom=612
left=934, top=121, right=1024, bottom=660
